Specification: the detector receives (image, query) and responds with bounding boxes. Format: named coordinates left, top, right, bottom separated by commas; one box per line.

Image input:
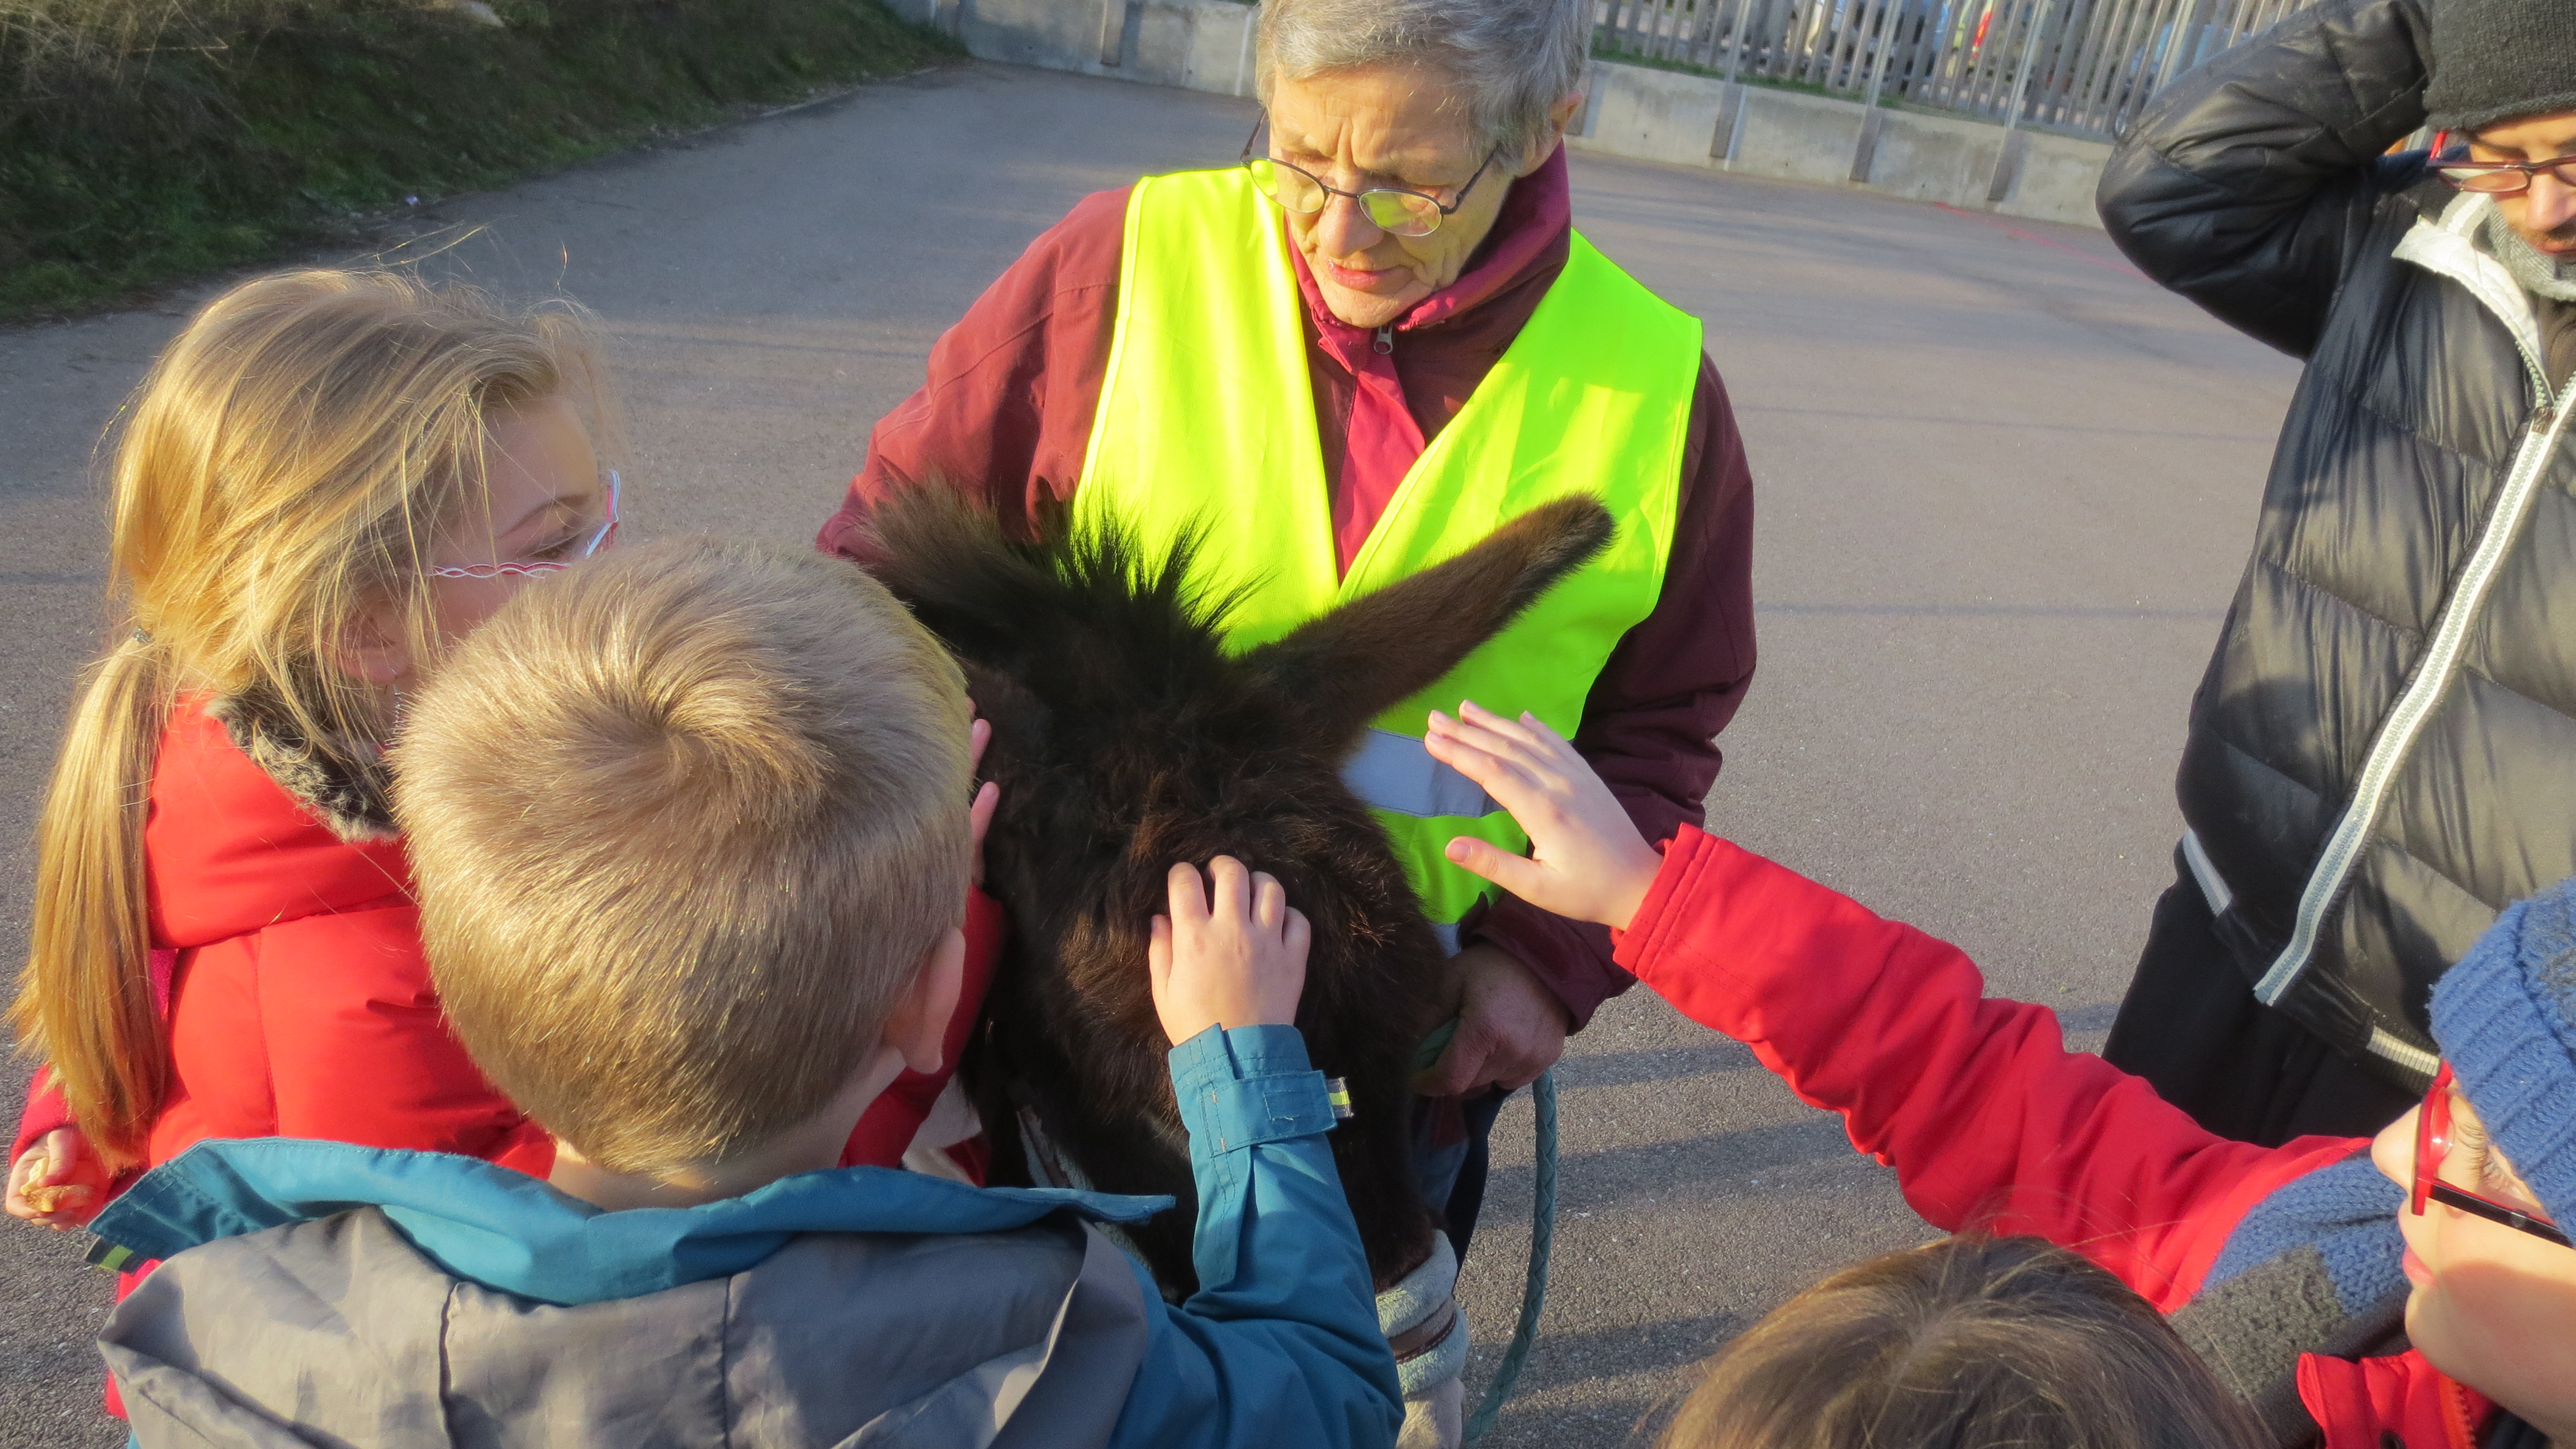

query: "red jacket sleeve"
left=250, top=905, right=552, bottom=1177
left=1614, top=826, right=2360, bottom=1309
left=1472, top=357, right=1759, bottom=1028
left=841, top=887, right=1005, bottom=1169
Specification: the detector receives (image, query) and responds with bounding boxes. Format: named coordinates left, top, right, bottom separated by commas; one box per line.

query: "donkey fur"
left=866, top=489, right=1614, bottom=1294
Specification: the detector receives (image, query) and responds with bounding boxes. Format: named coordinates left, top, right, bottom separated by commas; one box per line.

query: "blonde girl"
left=6, top=269, right=616, bottom=1229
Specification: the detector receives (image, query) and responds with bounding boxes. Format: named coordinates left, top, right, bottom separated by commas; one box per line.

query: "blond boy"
left=86, top=539, right=1401, bottom=1449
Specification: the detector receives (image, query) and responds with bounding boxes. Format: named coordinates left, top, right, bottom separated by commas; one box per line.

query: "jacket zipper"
left=2227, top=202, right=2569, bottom=1070
left=2253, top=385, right=2573, bottom=1052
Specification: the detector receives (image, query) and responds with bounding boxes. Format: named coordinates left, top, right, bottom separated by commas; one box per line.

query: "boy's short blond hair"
left=395, top=537, right=972, bottom=1175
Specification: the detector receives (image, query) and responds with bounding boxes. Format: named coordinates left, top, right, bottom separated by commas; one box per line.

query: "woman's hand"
left=5, top=1127, right=108, bottom=1230
left=1148, top=856, right=1310, bottom=1044
left=1424, top=700, right=1664, bottom=932
left=1411, top=943, right=1568, bottom=1096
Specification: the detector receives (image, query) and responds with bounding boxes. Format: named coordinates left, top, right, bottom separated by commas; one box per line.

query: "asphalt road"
left=0, top=60, right=2300, bottom=1447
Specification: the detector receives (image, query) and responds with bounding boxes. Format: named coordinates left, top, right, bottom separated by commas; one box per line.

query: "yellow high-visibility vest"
left=1078, top=166, right=1700, bottom=944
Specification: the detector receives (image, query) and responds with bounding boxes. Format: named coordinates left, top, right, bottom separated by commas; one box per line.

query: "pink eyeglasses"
left=429, top=471, right=621, bottom=580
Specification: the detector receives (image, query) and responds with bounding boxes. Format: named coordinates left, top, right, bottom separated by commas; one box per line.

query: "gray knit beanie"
left=2423, top=0, right=2576, bottom=134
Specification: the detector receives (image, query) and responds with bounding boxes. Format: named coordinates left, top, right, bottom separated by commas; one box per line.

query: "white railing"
left=1594, top=0, right=2310, bottom=139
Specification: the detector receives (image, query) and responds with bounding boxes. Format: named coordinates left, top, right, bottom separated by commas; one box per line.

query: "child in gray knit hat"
left=1420, top=700, right=2576, bottom=1449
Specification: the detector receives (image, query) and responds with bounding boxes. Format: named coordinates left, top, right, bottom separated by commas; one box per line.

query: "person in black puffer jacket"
left=2097, top=0, right=2576, bottom=1145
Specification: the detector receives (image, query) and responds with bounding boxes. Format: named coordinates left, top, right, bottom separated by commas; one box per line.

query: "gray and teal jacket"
left=87, top=1025, right=1403, bottom=1449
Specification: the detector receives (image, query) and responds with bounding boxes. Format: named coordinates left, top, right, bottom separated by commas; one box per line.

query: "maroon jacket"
left=821, top=148, right=1757, bottom=1026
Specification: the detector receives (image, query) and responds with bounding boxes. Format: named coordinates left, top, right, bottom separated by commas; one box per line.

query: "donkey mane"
left=866, top=486, right=1613, bottom=1293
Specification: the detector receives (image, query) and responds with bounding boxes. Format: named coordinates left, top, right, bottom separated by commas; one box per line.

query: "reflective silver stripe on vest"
left=1344, top=728, right=1499, bottom=819
left=2252, top=396, right=2574, bottom=1010
left=1343, top=730, right=1488, bottom=955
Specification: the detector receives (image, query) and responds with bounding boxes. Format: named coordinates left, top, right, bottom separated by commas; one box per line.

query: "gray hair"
left=1255, top=0, right=1591, bottom=159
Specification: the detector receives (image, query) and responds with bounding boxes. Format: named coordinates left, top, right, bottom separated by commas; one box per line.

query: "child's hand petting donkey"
left=1149, top=858, right=1311, bottom=1045
left=1426, top=700, right=1665, bottom=933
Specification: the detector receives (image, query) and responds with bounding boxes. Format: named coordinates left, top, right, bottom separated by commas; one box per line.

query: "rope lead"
left=1462, top=1066, right=1555, bottom=1445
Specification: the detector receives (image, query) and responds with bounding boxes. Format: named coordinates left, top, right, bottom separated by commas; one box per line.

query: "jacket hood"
left=92, top=1137, right=1171, bottom=1306
left=206, top=685, right=399, bottom=841
left=145, top=695, right=411, bottom=951
left=100, top=1143, right=1166, bottom=1449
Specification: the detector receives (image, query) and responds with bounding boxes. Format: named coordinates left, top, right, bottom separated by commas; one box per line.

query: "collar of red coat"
left=2298, top=1350, right=2496, bottom=1449
left=145, top=698, right=412, bottom=950
left=1287, top=144, right=1571, bottom=346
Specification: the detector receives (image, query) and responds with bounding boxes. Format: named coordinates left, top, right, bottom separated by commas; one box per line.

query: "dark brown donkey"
left=866, top=488, right=1612, bottom=1295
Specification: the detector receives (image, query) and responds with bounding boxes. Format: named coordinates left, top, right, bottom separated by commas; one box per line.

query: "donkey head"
left=867, top=488, right=1612, bottom=1292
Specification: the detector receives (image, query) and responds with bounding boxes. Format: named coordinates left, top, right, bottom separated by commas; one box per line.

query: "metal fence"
left=1593, top=0, right=2310, bottom=140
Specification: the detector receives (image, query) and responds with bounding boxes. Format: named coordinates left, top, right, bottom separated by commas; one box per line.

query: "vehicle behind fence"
left=1593, top=0, right=2311, bottom=140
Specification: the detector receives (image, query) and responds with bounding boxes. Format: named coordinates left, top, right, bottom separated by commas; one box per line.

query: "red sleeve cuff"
left=1611, top=824, right=1720, bottom=977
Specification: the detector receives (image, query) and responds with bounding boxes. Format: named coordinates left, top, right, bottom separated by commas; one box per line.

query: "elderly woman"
left=823, top=0, right=1755, bottom=1434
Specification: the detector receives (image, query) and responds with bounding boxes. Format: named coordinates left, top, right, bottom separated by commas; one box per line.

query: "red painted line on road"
left=1933, top=202, right=2147, bottom=280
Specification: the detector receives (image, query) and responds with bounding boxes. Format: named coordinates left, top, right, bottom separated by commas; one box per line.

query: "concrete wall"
left=888, top=0, right=1261, bottom=96
left=1570, top=61, right=2111, bottom=229
left=2007, top=131, right=2116, bottom=230
left=884, top=0, right=2109, bottom=229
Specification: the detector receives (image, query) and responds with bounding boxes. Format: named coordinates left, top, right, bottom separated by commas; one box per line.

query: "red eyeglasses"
left=2429, top=131, right=2576, bottom=198
left=2412, top=1062, right=2569, bottom=1248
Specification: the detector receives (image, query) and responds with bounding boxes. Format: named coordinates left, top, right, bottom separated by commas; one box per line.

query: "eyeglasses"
left=2412, top=1062, right=2570, bottom=1248
left=429, top=471, right=621, bottom=581
left=2431, top=136, right=2576, bottom=197
left=1239, top=120, right=1501, bottom=239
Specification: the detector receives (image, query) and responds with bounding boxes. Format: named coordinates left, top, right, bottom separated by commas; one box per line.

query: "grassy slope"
left=0, top=0, right=957, bottom=319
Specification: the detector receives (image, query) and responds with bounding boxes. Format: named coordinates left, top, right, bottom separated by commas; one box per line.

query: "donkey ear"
left=1243, top=496, right=1614, bottom=749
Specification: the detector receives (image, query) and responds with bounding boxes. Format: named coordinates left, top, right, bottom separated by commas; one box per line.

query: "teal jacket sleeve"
left=1104, top=1025, right=1403, bottom=1449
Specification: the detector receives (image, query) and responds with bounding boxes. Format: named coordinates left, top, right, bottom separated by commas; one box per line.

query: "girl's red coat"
left=15, top=700, right=994, bottom=1177
left=12, top=702, right=546, bottom=1175
left=145, top=704, right=551, bottom=1171
left=1614, top=826, right=2498, bottom=1449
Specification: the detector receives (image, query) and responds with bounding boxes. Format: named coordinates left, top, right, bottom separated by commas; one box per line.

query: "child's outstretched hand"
left=1426, top=701, right=1663, bottom=932
left=1149, top=856, right=1310, bottom=1045
left=4, top=1127, right=108, bottom=1230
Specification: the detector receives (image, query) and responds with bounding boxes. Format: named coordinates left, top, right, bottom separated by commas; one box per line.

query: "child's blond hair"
left=14, top=269, right=603, bottom=1164
left=394, top=537, right=973, bottom=1175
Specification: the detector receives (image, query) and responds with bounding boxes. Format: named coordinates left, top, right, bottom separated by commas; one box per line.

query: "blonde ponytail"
left=13, top=637, right=173, bottom=1162
left=10, top=269, right=604, bottom=1166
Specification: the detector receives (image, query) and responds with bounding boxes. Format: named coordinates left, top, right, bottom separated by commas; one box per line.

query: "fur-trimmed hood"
left=145, top=695, right=411, bottom=954
left=204, top=685, right=396, bottom=843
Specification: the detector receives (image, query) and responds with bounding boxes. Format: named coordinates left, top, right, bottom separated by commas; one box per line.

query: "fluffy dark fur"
left=209, top=685, right=397, bottom=842
left=868, top=488, right=1614, bottom=1293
